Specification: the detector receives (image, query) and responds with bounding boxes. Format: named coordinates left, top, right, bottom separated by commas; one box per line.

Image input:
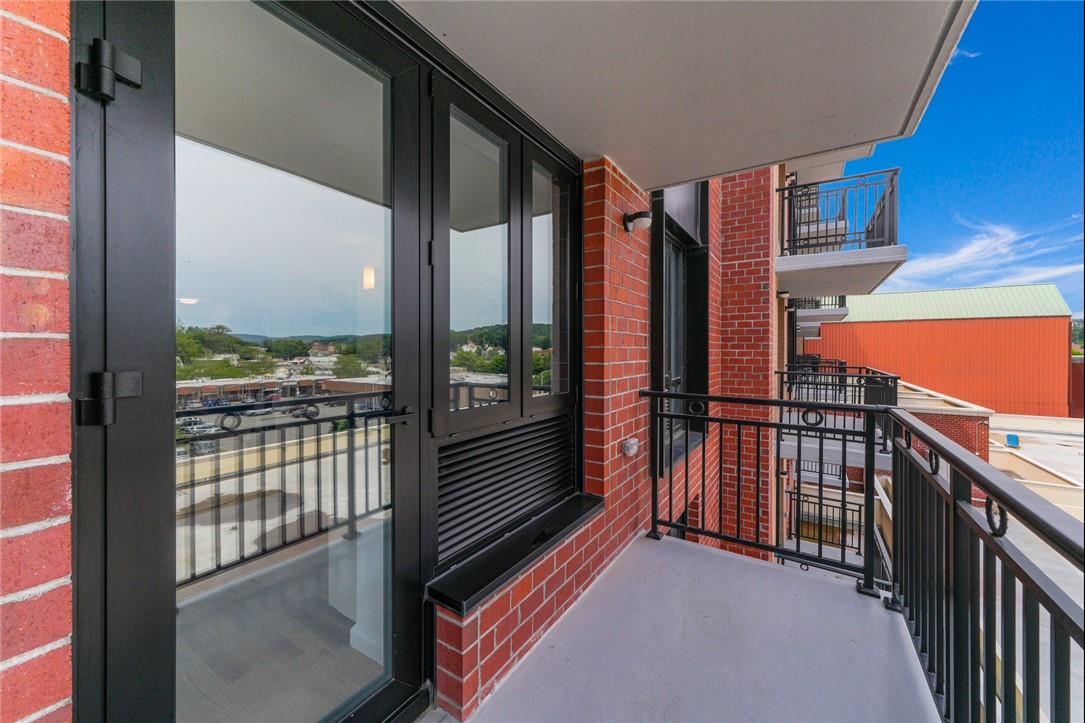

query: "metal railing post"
left=857, top=411, right=879, bottom=597
left=884, top=416, right=903, bottom=612
left=344, top=398, right=358, bottom=539
left=949, top=467, right=972, bottom=721
left=648, top=397, right=662, bottom=540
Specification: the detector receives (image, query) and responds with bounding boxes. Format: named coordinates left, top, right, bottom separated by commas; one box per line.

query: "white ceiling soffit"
left=788, top=144, right=875, bottom=184
left=401, top=1, right=975, bottom=191
left=177, top=1, right=388, bottom=206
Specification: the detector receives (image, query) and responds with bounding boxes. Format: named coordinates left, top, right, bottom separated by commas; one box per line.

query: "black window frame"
left=432, top=78, right=579, bottom=437
left=432, top=75, right=523, bottom=435
left=651, top=183, right=710, bottom=470
left=522, top=140, right=578, bottom=417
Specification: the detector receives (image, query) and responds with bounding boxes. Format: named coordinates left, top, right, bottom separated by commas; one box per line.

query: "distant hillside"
left=232, top=333, right=390, bottom=344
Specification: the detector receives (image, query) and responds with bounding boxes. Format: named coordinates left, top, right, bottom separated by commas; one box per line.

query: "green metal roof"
left=840, top=284, right=1071, bottom=323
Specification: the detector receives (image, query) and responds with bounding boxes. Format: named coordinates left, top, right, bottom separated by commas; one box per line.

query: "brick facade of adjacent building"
left=915, top=412, right=990, bottom=464
left=0, top=2, right=74, bottom=722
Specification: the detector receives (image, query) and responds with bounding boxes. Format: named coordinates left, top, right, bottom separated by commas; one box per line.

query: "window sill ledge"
left=426, top=493, right=605, bottom=617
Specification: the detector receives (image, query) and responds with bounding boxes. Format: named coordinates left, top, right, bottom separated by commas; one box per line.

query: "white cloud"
left=880, top=218, right=1085, bottom=310
left=991, top=263, right=1084, bottom=286
left=950, top=48, right=982, bottom=64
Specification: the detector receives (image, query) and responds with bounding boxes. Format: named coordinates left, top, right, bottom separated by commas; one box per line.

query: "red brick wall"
left=915, top=412, right=990, bottom=463
left=434, top=158, right=653, bottom=720
left=715, top=168, right=779, bottom=557
left=0, top=3, right=74, bottom=722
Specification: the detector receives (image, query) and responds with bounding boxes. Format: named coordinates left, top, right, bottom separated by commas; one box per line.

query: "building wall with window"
left=0, top=2, right=74, bottom=721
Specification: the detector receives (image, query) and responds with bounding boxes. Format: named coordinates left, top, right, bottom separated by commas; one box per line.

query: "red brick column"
left=0, top=3, right=74, bottom=722
left=433, top=158, right=652, bottom=720
left=716, top=168, right=779, bottom=557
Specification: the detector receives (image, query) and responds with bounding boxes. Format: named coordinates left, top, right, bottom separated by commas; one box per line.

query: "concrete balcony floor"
left=451, top=535, right=938, bottom=723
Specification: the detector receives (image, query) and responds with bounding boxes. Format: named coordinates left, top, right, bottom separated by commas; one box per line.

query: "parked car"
left=185, top=423, right=221, bottom=436
left=242, top=407, right=276, bottom=416
left=176, top=416, right=203, bottom=429
left=290, top=404, right=320, bottom=420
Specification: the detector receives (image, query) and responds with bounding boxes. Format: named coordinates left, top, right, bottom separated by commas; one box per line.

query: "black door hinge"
left=76, top=371, right=142, bottom=426
left=76, top=38, right=142, bottom=103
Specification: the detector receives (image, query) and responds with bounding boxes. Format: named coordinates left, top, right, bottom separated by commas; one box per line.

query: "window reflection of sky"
left=177, top=137, right=556, bottom=338
left=176, top=136, right=390, bottom=338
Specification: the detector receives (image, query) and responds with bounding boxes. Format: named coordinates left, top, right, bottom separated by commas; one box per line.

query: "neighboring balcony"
left=776, top=362, right=900, bottom=473
left=776, top=169, right=908, bottom=297
left=792, top=295, right=849, bottom=338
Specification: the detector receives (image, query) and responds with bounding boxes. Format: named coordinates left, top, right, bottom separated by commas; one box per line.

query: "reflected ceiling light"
left=178, top=297, right=200, bottom=305
left=622, top=210, right=652, bottom=233
left=362, top=266, right=376, bottom=290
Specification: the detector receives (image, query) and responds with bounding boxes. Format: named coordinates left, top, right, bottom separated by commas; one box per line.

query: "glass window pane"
left=448, top=107, right=509, bottom=411
left=531, top=163, right=570, bottom=396
left=175, top=3, right=393, bottom=719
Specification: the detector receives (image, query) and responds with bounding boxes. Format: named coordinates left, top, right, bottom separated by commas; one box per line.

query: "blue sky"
left=846, top=1, right=1084, bottom=316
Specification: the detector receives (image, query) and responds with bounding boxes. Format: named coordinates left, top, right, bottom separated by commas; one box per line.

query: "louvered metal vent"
left=437, top=414, right=575, bottom=565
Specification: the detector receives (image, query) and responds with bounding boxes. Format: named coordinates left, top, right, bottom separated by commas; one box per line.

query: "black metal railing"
left=790, top=296, right=847, bottom=311
left=174, top=391, right=397, bottom=585
left=787, top=355, right=847, bottom=375
left=448, top=381, right=553, bottom=411
left=777, top=367, right=899, bottom=450
left=799, top=458, right=845, bottom=481
left=778, top=169, right=899, bottom=255
left=449, top=380, right=508, bottom=410
left=641, top=390, right=882, bottom=584
left=885, top=408, right=1083, bottom=722
left=787, top=489, right=862, bottom=554
left=643, top=388, right=1083, bottom=721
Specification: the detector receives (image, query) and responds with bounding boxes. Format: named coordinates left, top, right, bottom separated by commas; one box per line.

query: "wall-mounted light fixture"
left=622, top=210, right=652, bottom=233
left=362, top=266, right=376, bottom=290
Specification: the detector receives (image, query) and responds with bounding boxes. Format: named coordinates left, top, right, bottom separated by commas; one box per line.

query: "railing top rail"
left=175, top=390, right=388, bottom=417
left=776, top=369, right=900, bottom=381
left=639, top=389, right=883, bottom=414
left=777, top=167, right=901, bottom=194
left=890, top=407, right=1084, bottom=570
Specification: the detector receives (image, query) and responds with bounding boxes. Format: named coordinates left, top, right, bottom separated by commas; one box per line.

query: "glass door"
left=73, top=3, right=422, bottom=720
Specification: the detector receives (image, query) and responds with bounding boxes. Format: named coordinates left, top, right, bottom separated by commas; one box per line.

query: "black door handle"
left=384, top=406, right=417, bottom=425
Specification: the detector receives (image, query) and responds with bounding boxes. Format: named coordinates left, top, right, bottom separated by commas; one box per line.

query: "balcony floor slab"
left=472, top=535, right=938, bottom=723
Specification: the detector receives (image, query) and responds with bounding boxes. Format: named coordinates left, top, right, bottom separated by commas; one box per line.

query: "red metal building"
left=805, top=285, right=1073, bottom=417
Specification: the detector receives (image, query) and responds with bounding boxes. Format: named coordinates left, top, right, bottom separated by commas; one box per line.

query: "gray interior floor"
left=471, top=535, right=939, bottom=723
left=176, top=540, right=385, bottom=722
